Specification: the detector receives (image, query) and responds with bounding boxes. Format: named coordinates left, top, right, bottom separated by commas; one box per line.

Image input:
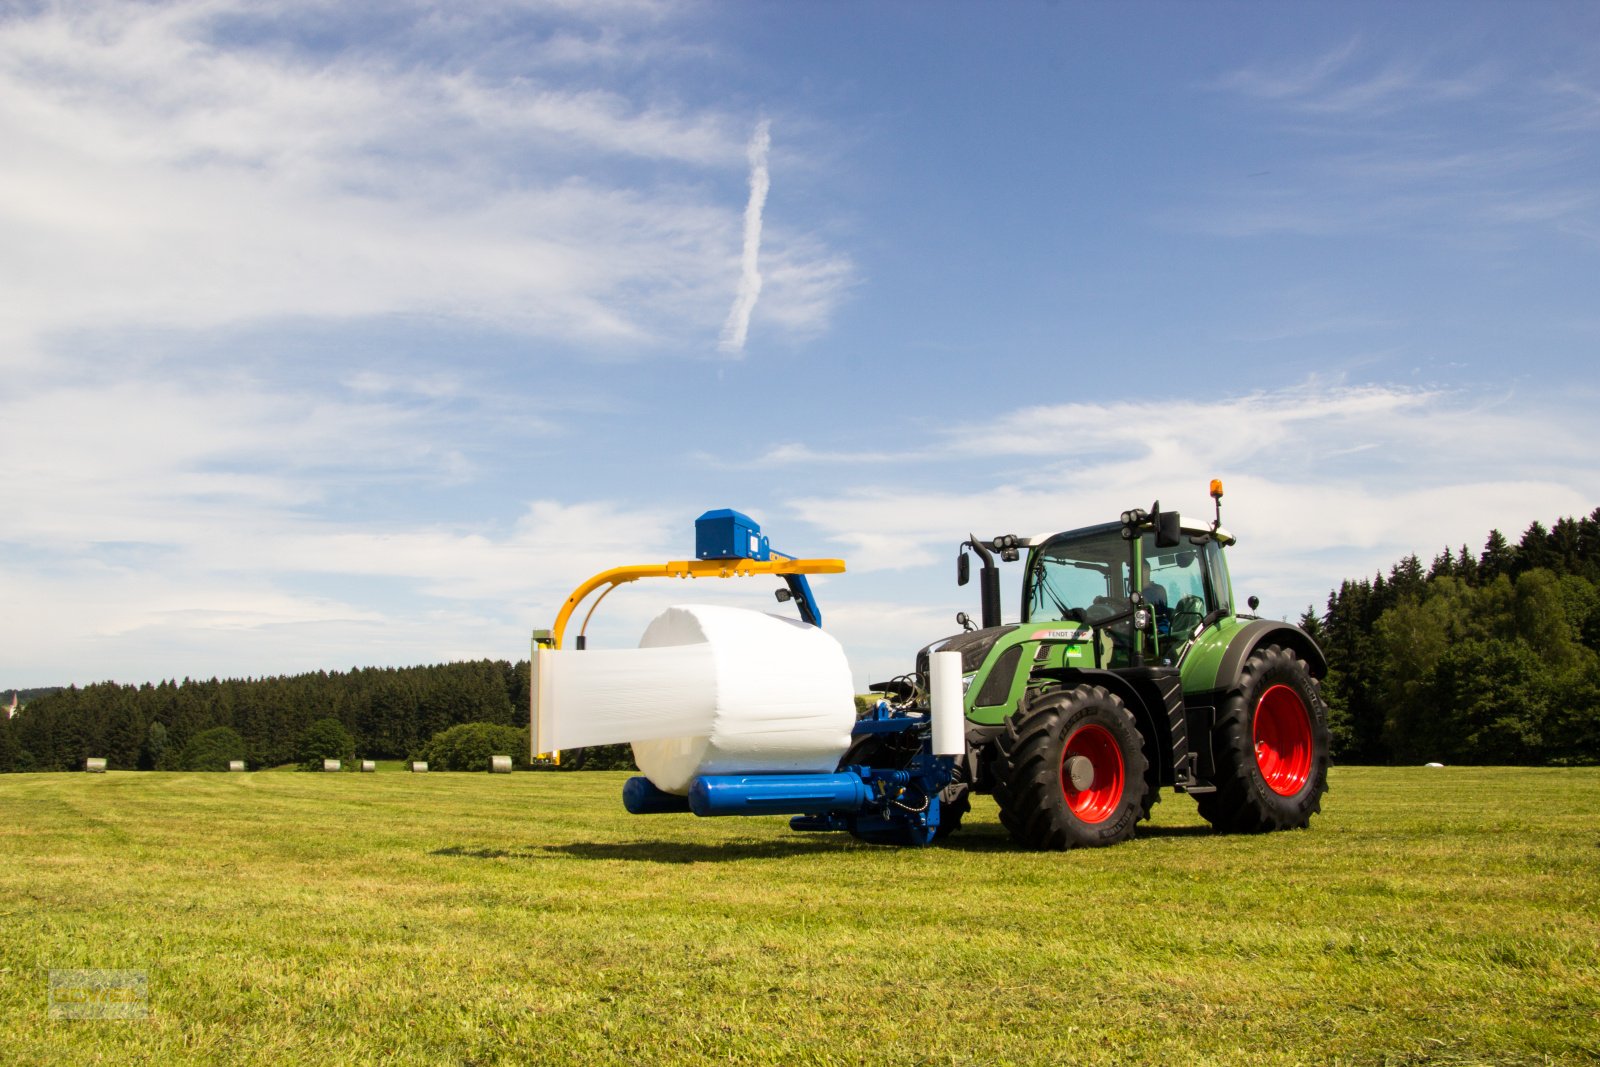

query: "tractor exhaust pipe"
left=965, top=535, right=1002, bottom=629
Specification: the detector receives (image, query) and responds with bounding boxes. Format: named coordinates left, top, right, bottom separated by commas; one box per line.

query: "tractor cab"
left=1023, top=516, right=1234, bottom=667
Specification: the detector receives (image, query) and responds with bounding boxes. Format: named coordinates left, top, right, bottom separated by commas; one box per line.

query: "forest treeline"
left=4, top=509, right=1599, bottom=771
left=1307, top=508, right=1600, bottom=765
left=0, top=660, right=561, bottom=773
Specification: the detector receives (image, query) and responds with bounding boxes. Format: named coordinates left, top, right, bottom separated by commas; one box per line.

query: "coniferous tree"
left=1480, top=529, right=1516, bottom=580
left=1550, top=517, right=1583, bottom=575
left=1517, top=521, right=1556, bottom=576
left=143, top=721, right=170, bottom=770
left=0, top=711, right=18, bottom=773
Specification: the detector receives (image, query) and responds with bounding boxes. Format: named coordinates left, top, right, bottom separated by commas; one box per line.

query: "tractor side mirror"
left=957, top=551, right=970, bottom=587
left=1155, top=510, right=1182, bottom=549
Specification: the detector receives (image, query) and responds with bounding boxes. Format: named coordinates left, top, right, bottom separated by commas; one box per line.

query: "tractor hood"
left=916, top=625, right=1017, bottom=681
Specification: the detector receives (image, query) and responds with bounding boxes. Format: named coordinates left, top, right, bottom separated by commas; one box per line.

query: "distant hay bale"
left=227, top=760, right=245, bottom=772
left=359, top=760, right=376, bottom=773
left=84, top=758, right=107, bottom=774
left=488, top=755, right=512, bottom=774
left=410, top=761, right=428, bottom=773
left=323, top=759, right=342, bottom=772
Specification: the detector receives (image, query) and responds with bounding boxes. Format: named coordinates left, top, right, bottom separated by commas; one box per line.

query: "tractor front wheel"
left=993, top=685, right=1147, bottom=850
left=1197, top=644, right=1331, bottom=833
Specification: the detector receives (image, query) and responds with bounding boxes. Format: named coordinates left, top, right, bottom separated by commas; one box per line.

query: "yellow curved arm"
left=549, top=557, right=845, bottom=650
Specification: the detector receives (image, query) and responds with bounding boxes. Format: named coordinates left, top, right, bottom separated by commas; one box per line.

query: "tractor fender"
left=1210, top=619, right=1328, bottom=692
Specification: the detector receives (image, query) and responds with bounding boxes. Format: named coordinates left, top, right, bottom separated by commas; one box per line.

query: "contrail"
left=719, top=119, right=771, bottom=354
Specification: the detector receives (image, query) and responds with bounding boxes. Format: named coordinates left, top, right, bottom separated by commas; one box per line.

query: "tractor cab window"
left=1201, top=539, right=1232, bottom=618
left=1143, top=540, right=1211, bottom=636
left=1024, top=526, right=1132, bottom=625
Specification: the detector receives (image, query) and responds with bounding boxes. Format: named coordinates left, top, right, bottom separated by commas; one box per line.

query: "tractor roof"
left=1023, top=516, right=1234, bottom=548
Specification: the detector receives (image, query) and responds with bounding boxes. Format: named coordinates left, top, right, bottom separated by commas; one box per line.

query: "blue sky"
left=4, top=0, right=1599, bottom=690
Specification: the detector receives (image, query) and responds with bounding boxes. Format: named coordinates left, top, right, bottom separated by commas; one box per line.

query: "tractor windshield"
left=1025, top=525, right=1227, bottom=648
left=1024, top=526, right=1132, bottom=625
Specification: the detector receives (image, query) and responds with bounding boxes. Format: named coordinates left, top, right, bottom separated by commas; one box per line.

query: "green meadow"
left=1, top=766, right=1596, bottom=1065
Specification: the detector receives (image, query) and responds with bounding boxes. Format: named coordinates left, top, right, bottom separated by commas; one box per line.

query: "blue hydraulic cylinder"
left=687, top=772, right=874, bottom=818
left=622, top=776, right=693, bottom=814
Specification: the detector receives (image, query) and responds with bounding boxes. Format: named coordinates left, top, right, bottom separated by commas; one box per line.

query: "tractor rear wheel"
left=993, top=685, right=1147, bottom=850
left=1197, top=643, right=1331, bottom=833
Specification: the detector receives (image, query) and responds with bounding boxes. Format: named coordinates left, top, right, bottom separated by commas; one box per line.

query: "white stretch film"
left=545, top=644, right=720, bottom=750
left=929, top=650, right=966, bottom=756
left=533, top=605, right=855, bottom=794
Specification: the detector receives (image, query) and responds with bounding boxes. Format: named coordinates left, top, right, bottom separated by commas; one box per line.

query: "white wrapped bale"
left=534, top=604, right=855, bottom=795
left=322, top=759, right=341, bottom=772
left=84, top=758, right=107, bottom=773
left=488, top=755, right=512, bottom=773
left=227, top=760, right=245, bottom=772
left=410, top=761, right=428, bottom=773
left=359, top=760, right=375, bottom=773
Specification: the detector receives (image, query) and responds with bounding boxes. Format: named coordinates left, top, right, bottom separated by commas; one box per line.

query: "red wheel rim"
left=1060, top=723, right=1125, bottom=823
left=1253, top=684, right=1313, bottom=797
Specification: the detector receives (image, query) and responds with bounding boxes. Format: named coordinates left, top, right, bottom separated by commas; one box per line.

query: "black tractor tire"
left=837, top=734, right=969, bottom=844
left=1133, top=728, right=1162, bottom=824
left=1196, top=643, right=1331, bottom=833
left=993, top=685, right=1148, bottom=850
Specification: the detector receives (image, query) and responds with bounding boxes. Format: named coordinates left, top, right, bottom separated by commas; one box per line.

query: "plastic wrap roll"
left=534, top=604, right=856, bottom=795
left=929, top=650, right=966, bottom=756
left=629, top=606, right=856, bottom=794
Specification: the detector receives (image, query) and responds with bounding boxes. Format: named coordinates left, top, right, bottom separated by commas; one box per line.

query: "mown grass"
left=1, top=767, right=1596, bottom=1065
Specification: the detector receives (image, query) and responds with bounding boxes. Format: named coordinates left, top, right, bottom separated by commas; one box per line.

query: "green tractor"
left=862, top=481, right=1332, bottom=849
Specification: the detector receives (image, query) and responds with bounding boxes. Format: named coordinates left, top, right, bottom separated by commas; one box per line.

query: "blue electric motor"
left=695, top=508, right=770, bottom=562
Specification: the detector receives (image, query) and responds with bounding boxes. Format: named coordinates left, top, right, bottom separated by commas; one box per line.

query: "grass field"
left=2, top=767, right=1596, bottom=1066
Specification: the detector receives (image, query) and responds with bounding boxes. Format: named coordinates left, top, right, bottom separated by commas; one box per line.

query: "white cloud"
left=1195, top=42, right=1600, bottom=246
left=784, top=382, right=1600, bottom=627
left=719, top=119, right=772, bottom=354
left=0, top=1, right=859, bottom=684
left=0, top=2, right=850, bottom=360
left=1215, top=40, right=1496, bottom=117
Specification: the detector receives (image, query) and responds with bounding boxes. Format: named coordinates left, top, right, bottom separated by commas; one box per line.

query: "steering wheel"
left=1171, top=594, right=1205, bottom=634
left=1084, top=597, right=1128, bottom=626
